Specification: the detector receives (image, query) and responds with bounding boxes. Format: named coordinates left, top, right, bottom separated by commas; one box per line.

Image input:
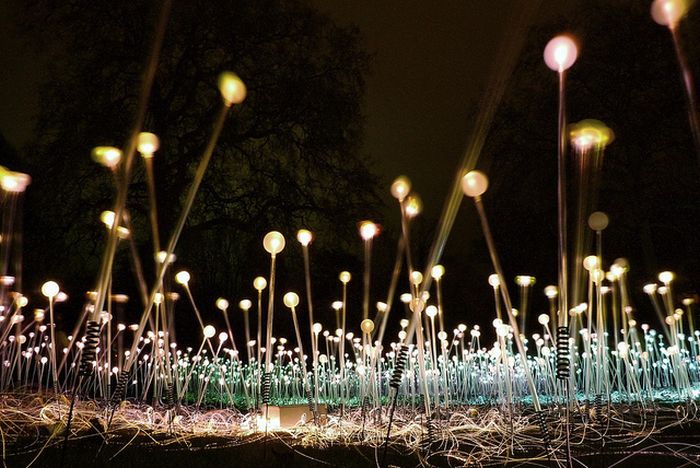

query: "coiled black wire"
left=111, top=370, right=130, bottom=404
left=534, top=410, right=552, bottom=447
left=594, top=393, right=603, bottom=422
left=422, top=414, right=437, bottom=452
left=165, top=382, right=176, bottom=407
left=78, top=321, right=101, bottom=378
left=556, top=326, right=570, bottom=380
left=390, top=345, right=408, bottom=390
left=261, top=372, right=271, bottom=405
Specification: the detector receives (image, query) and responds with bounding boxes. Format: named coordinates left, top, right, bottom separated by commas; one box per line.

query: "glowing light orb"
left=283, top=292, right=300, bottom=309
left=538, top=314, right=550, bottom=325
left=359, top=221, right=379, bottom=241
left=426, top=305, right=438, bottom=318
left=400, top=293, right=412, bottom=304
left=331, top=301, right=343, bottom=311
left=391, top=176, right=411, bottom=201
left=431, top=265, right=445, bottom=281
left=515, top=275, right=535, bottom=287
left=488, top=274, right=500, bottom=288
left=239, top=299, right=252, bottom=311
left=405, top=195, right=422, bottom=218
left=216, top=298, right=229, bottom=311
left=91, top=146, right=122, bottom=169
left=296, top=229, right=313, bottom=246
left=253, top=276, right=267, bottom=291
left=41, top=281, right=60, bottom=299
left=583, top=255, right=599, bottom=272
left=544, top=35, right=578, bottom=72
left=339, top=271, right=351, bottom=284
left=175, top=270, right=191, bottom=285
left=651, top=0, right=689, bottom=27
left=1, top=171, right=31, bottom=193
left=544, top=285, right=558, bottom=299
left=218, top=72, right=247, bottom=106
left=658, top=271, right=675, bottom=284
left=137, top=132, right=159, bottom=157
left=569, top=120, right=614, bottom=150
left=263, top=231, right=285, bottom=255
left=203, top=325, right=216, bottom=339
left=410, top=271, right=423, bottom=286
left=312, top=323, right=323, bottom=334
left=360, top=319, right=375, bottom=334
left=461, top=171, right=488, bottom=198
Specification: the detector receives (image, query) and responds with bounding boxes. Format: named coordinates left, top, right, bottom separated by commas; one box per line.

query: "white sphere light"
left=359, top=221, right=379, bottom=241
left=488, top=274, right=500, bottom=288
left=253, top=276, right=267, bottom=291
left=239, top=299, right=252, bottom=311
left=296, top=229, right=313, bottom=246
left=283, top=292, right=300, bottom=309
left=651, top=0, right=689, bottom=27
left=431, top=265, right=445, bottom=281
left=461, top=171, right=489, bottom=198
left=339, top=271, right=352, bottom=284
left=426, top=305, right=438, bottom=318
left=203, top=325, right=216, bottom=339
left=175, top=270, right=191, bottom=285
left=216, top=298, right=229, bottom=311
left=137, top=132, right=159, bottom=157
left=218, top=72, right=247, bottom=106
left=263, top=231, right=285, bottom=255
left=544, top=35, right=578, bottom=72
left=41, top=281, right=60, bottom=299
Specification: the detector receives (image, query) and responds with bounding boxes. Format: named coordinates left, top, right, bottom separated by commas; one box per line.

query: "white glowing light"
left=263, top=231, right=285, bottom=255
left=461, top=170, right=488, bottom=198
left=544, top=35, right=578, bottom=72
left=41, top=281, right=60, bottom=299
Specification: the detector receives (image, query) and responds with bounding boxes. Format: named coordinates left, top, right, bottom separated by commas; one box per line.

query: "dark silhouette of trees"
left=18, top=0, right=382, bottom=320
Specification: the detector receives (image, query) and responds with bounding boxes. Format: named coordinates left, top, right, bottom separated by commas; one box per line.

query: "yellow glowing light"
left=339, top=271, right=352, bottom=284
left=34, top=309, right=45, bottom=322
left=583, top=255, right=599, bottom=272
left=569, top=120, right=614, bottom=150
left=461, top=171, right=488, bottom=198
left=92, top=146, right=122, bottom=169
left=253, top=276, right=267, bottom=291
left=296, top=229, right=313, bottom=246
left=515, top=275, right=535, bottom=287
left=283, top=292, right=300, bottom=309
left=239, top=299, right=252, bottom=311
left=137, top=132, right=159, bottom=157
left=216, top=298, right=229, bottom=311
left=360, top=319, right=375, bottom=335
left=544, top=35, right=578, bottom=72
left=391, top=176, right=411, bottom=202
left=1, top=171, right=31, bottom=193
left=100, top=210, right=116, bottom=229
left=359, top=221, right=379, bottom=241
left=651, top=0, right=689, bottom=27
left=218, top=72, right=247, bottom=106
left=405, top=195, right=422, bottom=218
left=431, top=265, right=445, bottom=281
left=41, top=281, right=60, bottom=299
left=263, top=231, right=285, bottom=255
left=17, top=296, right=28, bottom=308
left=175, top=270, right=191, bottom=285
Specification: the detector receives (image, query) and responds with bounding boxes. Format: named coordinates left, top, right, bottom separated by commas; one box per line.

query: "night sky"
left=1, top=0, right=699, bottom=345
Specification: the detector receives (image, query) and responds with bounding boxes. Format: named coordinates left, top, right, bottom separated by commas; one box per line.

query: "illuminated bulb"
left=263, top=231, right=285, bottom=255
left=588, top=211, right=609, bottom=231
left=376, top=301, right=387, bottom=312
left=488, top=274, right=500, bottom=288
left=651, top=0, right=689, bottom=27
left=431, top=265, right=445, bottom=281
left=331, top=301, right=343, bottom=311
left=410, top=271, right=423, bottom=286
left=203, top=325, right=216, bottom=339
left=458, top=323, right=467, bottom=333
left=400, top=319, right=410, bottom=329
left=339, top=271, right=352, bottom=284
left=91, top=146, right=122, bottom=169
left=283, top=292, right=299, bottom=309
left=253, top=276, right=267, bottom=291
left=591, top=269, right=604, bottom=284
left=658, top=286, right=668, bottom=295
left=658, top=271, right=675, bottom=284
left=41, top=281, right=60, bottom=299
left=100, top=211, right=116, bottom=229
left=569, top=120, right=614, bottom=150
left=17, top=296, right=27, bottom=308
left=391, top=176, right=411, bottom=202
left=137, top=132, right=159, bottom=157
left=544, top=285, right=558, bottom=299
left=405, top=195, right=422, bottom=218
left=312, top=323, right=322, bottom=334
left=683, top=298, right=695, bottom=306
left=400, top=293, right=412, bottom=304
left=296, top=229, right=313, bottom=246
left=538, top=314, right=550, bottom=325
left=1, top=171, right=31, bottom=193
left=461, top=170, right=488, bottom=198
left=175, top=270, right=190, bottom=285
left=515, top=275, right=535, bottom=287
left=34, top=309, right=45, bottom=322
left=361, top=319, right=375, bottom=335
left=218, top=72, right=247, bottom=106
left=218, top=332, right=228, bottom=343
left=156, top=251, right=176, bottom=263
left=239, top=299, right=252, bottom=311
left=216, top=298, right=229, bottom=311
left=583, top=255, right=599, bottom=272
left=426, top=305, right=438, bottom=318
left=543, top=35, right=578, bottom=72
left=359, top=221, right=379, bottom=240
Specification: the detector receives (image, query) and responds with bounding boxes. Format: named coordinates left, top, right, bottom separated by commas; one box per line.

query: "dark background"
left=0, top=0, right=699, bottom=349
